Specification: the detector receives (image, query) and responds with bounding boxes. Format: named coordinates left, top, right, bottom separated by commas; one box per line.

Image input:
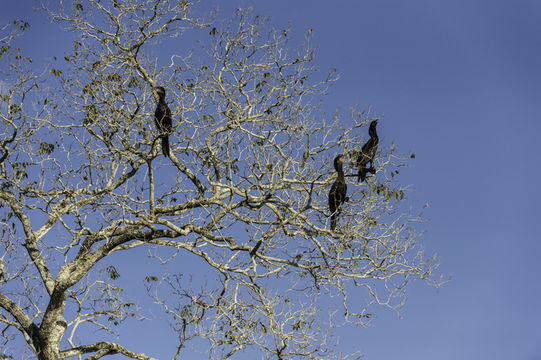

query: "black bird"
left=328, top=154, right=348, bottom=231
left=154, top=86, right=172, bottom=157
left=356, top=120, right=379, bottom=182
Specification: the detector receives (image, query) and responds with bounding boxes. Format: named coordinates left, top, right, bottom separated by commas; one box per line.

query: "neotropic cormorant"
left=328, top=154, right=348, bottom=231
left=356, top=120, right=379, bottom=182
left=154, top=86, right=173, bottom=157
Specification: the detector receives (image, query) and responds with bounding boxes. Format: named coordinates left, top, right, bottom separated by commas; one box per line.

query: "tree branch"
left=59, top=341, right=157, bottom=360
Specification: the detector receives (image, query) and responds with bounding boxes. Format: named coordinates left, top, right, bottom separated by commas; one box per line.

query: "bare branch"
left=60, top=341, right=157, bottom=360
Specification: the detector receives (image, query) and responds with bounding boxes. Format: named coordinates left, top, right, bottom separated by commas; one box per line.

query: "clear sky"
left=2, top=1, right=541, bottom=359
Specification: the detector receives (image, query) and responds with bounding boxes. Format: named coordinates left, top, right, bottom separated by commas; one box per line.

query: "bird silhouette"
left=329, top=154, right=348, bottom=231
left=154, top=86, right=173, bottom=157
left=356, top=120, right=379, bottom=182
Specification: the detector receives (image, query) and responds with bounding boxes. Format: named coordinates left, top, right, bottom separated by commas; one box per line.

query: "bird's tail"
left=161, top=135, right=170, bottom=157
left=330, top=213, right=337, bottom=231
left=358, top=167, right=367, bottom=182
left=358, top=166, right=375, bottom=182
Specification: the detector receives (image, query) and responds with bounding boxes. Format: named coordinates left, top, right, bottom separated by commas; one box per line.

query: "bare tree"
left=0, top=1, right=442, bottom=359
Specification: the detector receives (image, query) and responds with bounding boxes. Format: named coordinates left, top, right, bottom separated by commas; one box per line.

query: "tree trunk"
left=36, top=290, right=67, bottom=360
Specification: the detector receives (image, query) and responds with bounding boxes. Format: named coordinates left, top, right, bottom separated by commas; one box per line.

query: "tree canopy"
left=0, top=1, right=441, bottom=359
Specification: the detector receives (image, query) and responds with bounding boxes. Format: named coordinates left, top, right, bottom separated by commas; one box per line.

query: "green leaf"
left=106, top=265, right=120, bottom=280
left=49, top=68, right=62, bottom=76
left=39, top=142, right=55, bottom=155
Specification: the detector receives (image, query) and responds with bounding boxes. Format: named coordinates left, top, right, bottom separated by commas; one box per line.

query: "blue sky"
left=2, top=1, right=541, bottom=359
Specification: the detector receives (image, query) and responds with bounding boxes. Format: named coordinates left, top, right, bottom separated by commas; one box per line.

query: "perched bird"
left=356, top=120, right=379, bottom=182
left=328, top=154, right=348, bottom=231
left=153, top=86, right=173, bottom=157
